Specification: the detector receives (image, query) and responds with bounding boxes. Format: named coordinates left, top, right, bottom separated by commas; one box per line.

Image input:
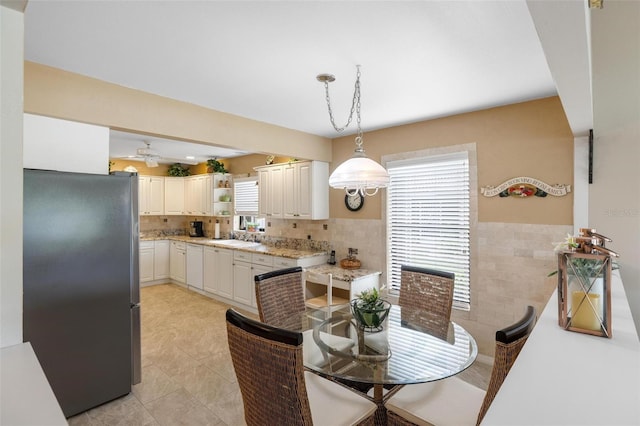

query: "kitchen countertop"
left=141, top=235, right=327, bottom=260
left=305, top=264, right=381, bottom=282
left=1, top=342, right=67, bottom=425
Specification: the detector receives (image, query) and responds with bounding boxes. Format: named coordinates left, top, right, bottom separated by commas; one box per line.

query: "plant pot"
left=351, top=299, right=391, bottom=332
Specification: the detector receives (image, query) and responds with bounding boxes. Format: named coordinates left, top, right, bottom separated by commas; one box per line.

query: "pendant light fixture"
left=318, top=66, right=390, bottom=196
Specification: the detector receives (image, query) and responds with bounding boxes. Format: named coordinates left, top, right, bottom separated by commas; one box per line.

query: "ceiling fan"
left=124, top=141, right=198, bottom=167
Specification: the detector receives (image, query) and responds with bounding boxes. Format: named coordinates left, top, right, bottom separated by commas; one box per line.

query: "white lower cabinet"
left=232, top=251, right=254, bottom=306
left=175, top=241, right=328, bottom=311
left=139, top=241, right=155, bottom=283
left=186, top=243, right=204, bottom=290
left=154, top=240, right=170, bottom=279
left=169, top=241, right=186, bottom=284
left=204, top=247, right=234, bottom=299
left=140, top=240, right=171, bottom=284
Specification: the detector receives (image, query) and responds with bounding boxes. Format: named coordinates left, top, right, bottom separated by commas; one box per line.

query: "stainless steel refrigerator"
left=23, top=169, right=141, bottom=418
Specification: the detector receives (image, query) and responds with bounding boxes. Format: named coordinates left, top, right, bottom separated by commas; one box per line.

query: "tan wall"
left=24, top=61, right=332, bottom=163
left=329, top=96, right=574, bottom=225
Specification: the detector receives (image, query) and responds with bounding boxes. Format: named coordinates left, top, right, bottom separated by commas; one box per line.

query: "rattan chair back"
left=476, top=305, right=537, bottom=424
left=399, top=265, right=455, bottom=339
left=254, top=266, right=306, bottom=327
left=226, top=308, right=313, bottom=425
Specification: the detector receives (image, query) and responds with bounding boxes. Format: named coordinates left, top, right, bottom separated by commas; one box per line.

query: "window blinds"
left=234, top=176, right=259, bottom=215
left=386, top=151, right=471, bottom=310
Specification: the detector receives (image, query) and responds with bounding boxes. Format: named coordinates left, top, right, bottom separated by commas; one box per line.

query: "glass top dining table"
left=280, top=303, right=478, bottom=404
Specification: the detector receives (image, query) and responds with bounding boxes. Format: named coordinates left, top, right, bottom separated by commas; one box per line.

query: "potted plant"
left=168, top=163, right=191, bottom=177
left=351, top=288, right=391, bottom=332
left=207, top=158, right=227, bottom=174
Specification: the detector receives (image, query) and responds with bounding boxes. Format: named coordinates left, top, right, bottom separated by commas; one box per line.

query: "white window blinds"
left=386, top=151, right=471, bottom=310
left=234, top=176, right=259, bottom=215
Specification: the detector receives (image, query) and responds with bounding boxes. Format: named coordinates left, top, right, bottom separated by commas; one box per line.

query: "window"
left=386, top=151, right=471, bottom=310
left=234, top=176, right=259, bottom=215
left=233, top=176, right=265, bottom=232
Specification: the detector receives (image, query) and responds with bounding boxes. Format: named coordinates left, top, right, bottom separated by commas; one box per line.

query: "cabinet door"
left=139, top=244, right=154, bottom=283
left=216, top=248, right=234, bottom=298
left=154, top=240, right=170, bottom=279
left=139, top=176, right=165, bottom=215
left=283, top=164, right=297, bottom=218
left=257, top=166, right=284, bottom=218
left=296, top=162, right=313, bottom=219
left=204, top=247, right=234, bottom=297
left=148, top=177, right=165, bottom=215
left=164, top=177, right=185, bottom=215
left=170, top=241, right=186, bottom=283
left=139, top=176, right=149, bottom=215
left=233, top=261, right=253, bottom=306
left=186, top=243, right=204, bottom=290
left=203, top=247, right=217, bottom=294
left=257, top=168, right=271, bottom=216
left=184, top=176, right=197, bottom=215
left=200, top=175, right=212, bottom=215
left=269, top=166, right=284, bottom=218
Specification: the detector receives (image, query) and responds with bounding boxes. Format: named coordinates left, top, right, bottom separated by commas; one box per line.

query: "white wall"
left=0, top=4, right=24, bottom=348
left=24, top=113, right=110, bottom=175
left=590, top=0, right=640, bottom=333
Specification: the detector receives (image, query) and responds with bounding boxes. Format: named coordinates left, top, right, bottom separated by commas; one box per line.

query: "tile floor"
left=68, top=283, right=492, bottom=425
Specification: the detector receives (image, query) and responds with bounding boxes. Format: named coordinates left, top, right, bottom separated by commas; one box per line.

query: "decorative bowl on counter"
left=340, top=258, right=361, bottom=270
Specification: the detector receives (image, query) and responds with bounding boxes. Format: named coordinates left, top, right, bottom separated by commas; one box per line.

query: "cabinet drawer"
left=234, top=250, right=252, bottom=262
left=140, top=241, right=154, bottom=250
left=252, top=253, right=274, bottom=267
left=171, top=241, right=186, bottom=250
left=273, top=257, right=297, bottom=269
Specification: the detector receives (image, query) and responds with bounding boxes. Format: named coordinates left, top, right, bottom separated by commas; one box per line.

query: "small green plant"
left=168, top=163, right=191, bottom=177
left=355, top=288, right=384, bottom=309
left=351, top=287, right=390, bottom=331
left=207, top=158, right=227, bottom=173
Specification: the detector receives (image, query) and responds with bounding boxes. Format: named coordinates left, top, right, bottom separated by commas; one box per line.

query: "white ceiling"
left=22, top=0, right=591, bottom=161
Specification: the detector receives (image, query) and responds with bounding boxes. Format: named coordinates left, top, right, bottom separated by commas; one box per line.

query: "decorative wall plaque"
left=480, top=176, right=571, bottom=198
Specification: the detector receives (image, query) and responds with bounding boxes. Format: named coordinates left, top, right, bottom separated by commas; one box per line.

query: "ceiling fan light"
left=329, top=152, right=389, bottom=196
left=145, top=157, right=159, bottom=167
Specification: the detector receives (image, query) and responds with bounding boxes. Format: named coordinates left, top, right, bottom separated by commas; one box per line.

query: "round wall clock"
left=345, top=192, right=364, bottom=212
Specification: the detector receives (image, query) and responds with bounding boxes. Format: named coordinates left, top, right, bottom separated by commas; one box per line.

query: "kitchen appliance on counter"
left=189, top=220, right=204, bottom=237
left=23, top=169, right=141, bottom=418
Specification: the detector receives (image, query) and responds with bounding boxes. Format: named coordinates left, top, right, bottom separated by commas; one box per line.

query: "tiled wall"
left=140, top=214, right=570, bottom=356
left=457, top=222, right=571, bottom=355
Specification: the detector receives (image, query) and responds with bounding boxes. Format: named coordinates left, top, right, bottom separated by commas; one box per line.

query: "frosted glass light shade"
left=329, top=152, right=390, bottom=196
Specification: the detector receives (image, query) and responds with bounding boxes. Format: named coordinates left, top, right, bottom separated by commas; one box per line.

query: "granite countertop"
left=141, top=235, right=327, bottom=260
left=305, top=264, right=382, bottom=282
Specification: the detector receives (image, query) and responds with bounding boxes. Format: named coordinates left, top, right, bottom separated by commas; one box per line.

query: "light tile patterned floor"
left=68, top=283, right=491, bottom=425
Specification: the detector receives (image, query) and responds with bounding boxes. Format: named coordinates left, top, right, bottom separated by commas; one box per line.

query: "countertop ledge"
left=142, top=235, right=327, bottom=260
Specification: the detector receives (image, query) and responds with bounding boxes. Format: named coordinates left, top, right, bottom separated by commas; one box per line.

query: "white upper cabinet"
left=257, top=161, right=328, bottom=220
left=164, top=177, right=185, bottom=215
left=257, top=165, right=284, bottom=218
left=185, top=174, right=212, bottom=216
left=139, top=176, right=164, bottom=215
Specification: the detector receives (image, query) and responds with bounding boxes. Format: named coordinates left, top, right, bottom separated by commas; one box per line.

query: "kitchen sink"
left=212, top=239, right=261, bottom=248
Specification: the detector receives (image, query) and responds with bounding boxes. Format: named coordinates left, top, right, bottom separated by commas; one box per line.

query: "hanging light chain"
left=322, top=66, right=362, bottom=134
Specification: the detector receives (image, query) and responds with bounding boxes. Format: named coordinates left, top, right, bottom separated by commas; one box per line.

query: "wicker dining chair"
left=399, top=265, right=455, bottom=339
left=254, top=266, right=306, bottom=328
left=385, top=305, right=537, bottom=426
left=226, top=309, right=377, bottom=426
left=255, top=266, right=356, bottom=367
